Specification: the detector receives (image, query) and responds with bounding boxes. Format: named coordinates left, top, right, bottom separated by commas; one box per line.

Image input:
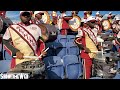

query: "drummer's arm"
left=2, top=28, right=20, bottom=57
left=75, top=28, right=84, bottom=50
left=74, top=37, right=84, bottom=50
left=74, top=37, right=91, bottom=53
left=39, top=35, right=48, bottom=42
left=38, top=24, right=48, bottom=42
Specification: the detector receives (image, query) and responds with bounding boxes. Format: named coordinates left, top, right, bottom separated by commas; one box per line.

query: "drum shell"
left=41, top=11, right=50, bottom=24
left=94, top=53, right=106, bottom=63
left=68, top=15, right=81, bottom=32
left=102, top=19, right=111, bottom=31
left=93, top=60, right=116, bottom=79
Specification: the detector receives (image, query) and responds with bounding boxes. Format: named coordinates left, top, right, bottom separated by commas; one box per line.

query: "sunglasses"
left=21, top=12, right=31, bottom=17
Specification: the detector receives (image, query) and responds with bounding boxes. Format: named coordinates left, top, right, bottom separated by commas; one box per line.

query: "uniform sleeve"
left=2, top=27, right=20, bottom=57
left=37, top=26, right=42, bottom=37
left=2, top=28, right=11, bottom=40
left=74, top=28, right=84, bottom=50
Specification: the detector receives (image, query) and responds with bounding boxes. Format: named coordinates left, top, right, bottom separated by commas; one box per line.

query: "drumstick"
left=35, top=47, right=49, bottom=60
left=13, top=56, right=38, bottom=59
left=91, top=51, right=105, bottom=54
left=91, top=51, right=103, bottom=53
left=38, top=47, right=49, bottom=58
left=13, top=47, right=49, bottom=59
left=100, top=42, right=103, bottom=56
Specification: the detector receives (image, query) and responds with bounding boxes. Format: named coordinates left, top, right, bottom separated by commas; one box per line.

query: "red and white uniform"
left=3, top=22, right=45, bottom=69
left=112, top=31, right=120, bottom=52
left=75, top=26, right=98, bottom=79
left=57, top=13, right=69, bottom=35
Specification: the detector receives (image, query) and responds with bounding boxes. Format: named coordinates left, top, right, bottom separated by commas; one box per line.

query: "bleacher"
left=0, top=35, right=83, bottom=79
left=43, top=35, right=83, bottom=79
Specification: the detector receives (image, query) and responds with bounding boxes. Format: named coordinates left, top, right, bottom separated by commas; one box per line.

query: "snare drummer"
left=112, top=31, right=120, bottom=53
left=74, top=17, right=99, bottom=79
left=2, top=11, right=47, bottom=72
left=111, top=16, right=120, bottom=52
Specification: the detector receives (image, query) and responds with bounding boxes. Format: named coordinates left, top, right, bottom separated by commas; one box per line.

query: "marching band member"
left=2, top=11, right=48, bottom=72
left=74, top=17, right=99, bottom=79
left=84, top=11, right=92, bottom=19
left=0, top=11, right=6, bottom=18
left=112, top=31, right=120, bottom=54
left=112, top=16, right=120, bottom=53
left=57, top=11, right=70, bottom=35
left=51, top=11, right=58, bottom=26
left=95, top=11, right=103, bottom=34
left=33, top=11, right=49, bottom=43
left=33, top=11, right=45, bottom=24
left=95, top=11, right=103, bottom=22
left=107, top=12, right=113, bottom=23
left=71, top=11, right=79, bottom=16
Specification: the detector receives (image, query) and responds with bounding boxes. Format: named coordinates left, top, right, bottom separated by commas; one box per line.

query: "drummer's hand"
left=41, top=50, right=47, bottom=57
left=84, top=47, right=91, bottom=53
left=16, top=51, right=24, bottom=59
left=42, top=35, right=49, bottom=42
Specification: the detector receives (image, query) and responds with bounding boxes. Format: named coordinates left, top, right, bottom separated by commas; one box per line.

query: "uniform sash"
left=83, top=27, right=97, bottom=45
left=10, top=24, right=37, bottom=54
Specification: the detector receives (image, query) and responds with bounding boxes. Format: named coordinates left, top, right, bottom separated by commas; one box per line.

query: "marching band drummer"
left=71, top=11, right=79, bottom=16
left=84, top=11, right=92, bottom=19
left=112, top=16, right=120, bottom=53
left=2, top=11, right=48, bottom=72
left=74, top=17, right=99, bottom=79
left=33, top=11, right=45, bottom=24
left=57, top=11, right=70, bottom=35
left=95, top=11, right=103, bottom=34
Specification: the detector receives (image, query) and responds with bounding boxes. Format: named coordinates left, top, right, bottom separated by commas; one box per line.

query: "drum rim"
left=68, top=15, right=81, bottom=32
left=102, top=19, right=111, bottom=31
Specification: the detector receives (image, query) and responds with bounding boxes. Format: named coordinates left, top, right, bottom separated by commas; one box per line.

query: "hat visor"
left=21, top=12, right=32, bottom=17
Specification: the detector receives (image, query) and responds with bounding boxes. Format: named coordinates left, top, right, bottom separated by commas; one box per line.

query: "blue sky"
left=6, top=11, right=120, bottom=23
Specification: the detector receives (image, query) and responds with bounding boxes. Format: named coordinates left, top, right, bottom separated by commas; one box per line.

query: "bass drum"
left=38, top=24, right=58, bottom=42
left=68, top=15, right=81, bottom=32
left=102, top=19, right=111, bottom=31
left=41, top=11, right=50, bottom=24
left=0, top=16, right=13, bottom=34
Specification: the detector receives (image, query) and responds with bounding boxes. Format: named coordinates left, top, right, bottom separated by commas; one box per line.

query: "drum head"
left=68, top=15, right=81, bottom=32
left=41, top=11, right=50, bottom=24
left=102, top=20, right=111, bottom=31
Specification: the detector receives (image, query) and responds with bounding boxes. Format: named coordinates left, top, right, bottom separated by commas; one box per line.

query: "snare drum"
left=94, top=52, right=106, bottom=63
left=10, top=60, right=46, bottom=79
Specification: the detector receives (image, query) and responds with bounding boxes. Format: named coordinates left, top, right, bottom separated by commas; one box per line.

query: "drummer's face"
left=20, top=12, right=31, bottom=23
left=83, top=23, right=88, bottom=27
left=35, top=13, right=43, bottom=20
